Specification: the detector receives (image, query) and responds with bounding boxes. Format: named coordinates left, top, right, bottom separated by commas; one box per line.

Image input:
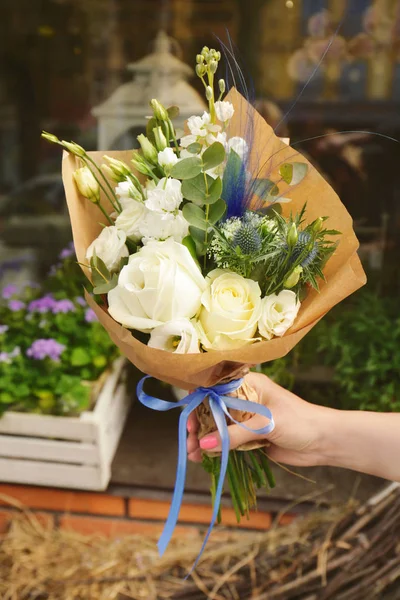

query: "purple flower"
left=8, top=300, right=25, bottom=312
left=84, top=308, right=98, bottom=323
left=52, top=299, right=75, bottom=314
left=48, top=264, right=60, bottom=277
left=0, top=351, right=11, bottom=364
left=2, top=284, right=18, bottom=299
left=26, top=339, right=66, bottom=362
left=75, top=296, right=87, bottom=307
left=28, top=295, right=57, bottom=314
left=0, top=325, right=9, bottom=335
left=59, top=242, right=75, bottom=260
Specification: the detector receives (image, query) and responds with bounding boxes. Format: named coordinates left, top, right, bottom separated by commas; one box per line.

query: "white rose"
left=145, top=177, right=183, bottom=213
left=158, top=148, right=179, bottom=168
left=149, top=318, right=200, bottom=354
left=86, top=226, right=129, bottom=273
left=139, top=210, right=188, bottom=243
left=227, top=136, right=249, bottom=161
left=115, top=178, right=142, bottom=209
left=114, top=201, right=146, bottom=242
left=215, top=101, right=234, bottom=122
left=199, top=269, right=262, bottom=351
left=258, top=290, right=300, bottom=340
left=108, top=239, right=206, bottom=332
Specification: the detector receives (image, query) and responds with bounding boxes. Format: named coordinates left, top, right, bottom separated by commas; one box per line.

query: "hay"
left=1, top=484, right=399, bottom=600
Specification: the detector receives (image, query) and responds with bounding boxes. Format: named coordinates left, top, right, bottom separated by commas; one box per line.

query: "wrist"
left=312, top=405, right=343, bottom=467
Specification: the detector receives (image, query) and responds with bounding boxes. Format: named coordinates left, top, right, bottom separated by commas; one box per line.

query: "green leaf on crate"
left=203, top=176, right=222, bottom=205
left=170, top=157, right=202, bottom=180
left=70, top=347, right=91, bottom=367
left=209, top=198, right=226, bottom=224
left=93, top=272, right=119, bottom=295
left=167, top=105, right=180, bottom=119
left=186, top=142, right=202, bottom=154
left=182, top=203, right=207, bottom=230
left=182, top=235, right=199, bottom=262
left=279, top=162, right=308, bottom=186
left=253, top=178, right=279, bottom=198
left=202, top=142, right=225, bottom=171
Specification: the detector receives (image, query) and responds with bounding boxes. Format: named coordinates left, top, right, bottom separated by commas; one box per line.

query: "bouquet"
left=43, top=46, right=365, bottom=566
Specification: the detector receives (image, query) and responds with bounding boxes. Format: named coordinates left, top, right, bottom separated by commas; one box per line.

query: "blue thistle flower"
left=232, top=223, right=262, bottom=254
left=292, top=231, right=319, bottom=267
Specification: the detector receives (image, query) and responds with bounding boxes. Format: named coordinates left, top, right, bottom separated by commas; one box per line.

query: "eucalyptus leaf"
left=182, top=203, right=207, bottom=230
left=253, top=178, right=279, bottom=198
left=279, top=162, right=308, bottom=186
left=181, top=173, right=207, bottom=204
left=182, top=235, right=200, bottom=264
left=203, top=176, right=222, bottom=205
left=186, top=142, right=202, bottom=154
left=189, top=226, right=206, bottom=255
left=93, top=272, right=119, bottom=295
left=202, top=142, right=226, bottom=171
left=170, top=156, right=202, bottom=180
left=209, top=198, right=226, bottom=224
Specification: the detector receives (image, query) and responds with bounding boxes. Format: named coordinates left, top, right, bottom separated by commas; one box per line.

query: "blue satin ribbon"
left=136, top=376, right=275, bottom=573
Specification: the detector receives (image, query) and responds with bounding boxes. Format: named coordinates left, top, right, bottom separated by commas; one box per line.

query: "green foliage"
left=257, top=290, right=400, bottom=413
left=0, top=256, right=119, bottom=417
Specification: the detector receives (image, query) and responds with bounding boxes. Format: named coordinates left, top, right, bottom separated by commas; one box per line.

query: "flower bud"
left=137, top=134, right=158, bottom=163
left=131, top=153, right=152, bottom=176
left=209, top=60, right=218, bottom=74
left=196, top=64, right=206, bottom=77
left=287, top=223, right=298, bottom=247
left=196, top=54, right=204, bottom=64
left=62, top=141, right=86, bottom=158
left=41, top=131, right=60, bottom=144
left=205, top=86, right=213, bottom=100
left=149, top=99, right=168, bottom=121
left=218, top=79, right=226, bottom=94
left=102, top=155, right=132, bottom=182
left=284, top=266, right=303, bottom=289
left=73, top=167, right=100, bottom=203
left=311, top=217, right=324, bottom=233
left=153, top=126, right=168, bottom=151
left=215, top=51, right=221, bottom=61
left=201, top=46, right=209, bottom=56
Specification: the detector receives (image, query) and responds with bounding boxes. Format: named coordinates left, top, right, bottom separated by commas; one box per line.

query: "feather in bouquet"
left=43, top=46, right=365, bottom=568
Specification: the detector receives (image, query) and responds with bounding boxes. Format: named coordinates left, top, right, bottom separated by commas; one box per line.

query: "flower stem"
left=85, top=156, right=122, bottom=213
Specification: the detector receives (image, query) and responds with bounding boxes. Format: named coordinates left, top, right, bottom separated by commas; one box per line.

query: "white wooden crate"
left=0, top=358, right=131, bottom=491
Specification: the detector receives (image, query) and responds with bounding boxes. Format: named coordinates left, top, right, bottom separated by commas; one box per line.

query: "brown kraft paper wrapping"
left=61, top=89, right=366, bottom=442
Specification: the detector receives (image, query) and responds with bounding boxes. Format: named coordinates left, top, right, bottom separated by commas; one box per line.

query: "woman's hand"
left=187, top=371, right=332, bottom=467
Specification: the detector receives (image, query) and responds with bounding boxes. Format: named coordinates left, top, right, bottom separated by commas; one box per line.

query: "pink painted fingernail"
left=200, top=436, right=218, bottom=450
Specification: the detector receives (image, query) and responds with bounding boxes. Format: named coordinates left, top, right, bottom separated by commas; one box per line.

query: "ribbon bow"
left=137, top=376, right=275, bottom=573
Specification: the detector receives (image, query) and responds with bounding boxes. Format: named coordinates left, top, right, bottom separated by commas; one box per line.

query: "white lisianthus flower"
left=158, top=147, right=179, bottom=169
left=199, top=269, right=262, bottom=351
left=139, top=210, right=188, bottom=244
left=114, top=201, right=146, bottom=242
left=179, top=134, right=198, bottom=148
left=227, top=136, right=249, bottom=161
left=86, top=226, right=129, bottom=273
left=108, top=239, right=206, bottom=332
left=183, top=111, right=221, bottom=146
left=145, top=177, right=183, bottom=213
left=215, top=101, right=234, bottom=122
left=149, top=318, right=200, bottom=354
left=258, top=290, right=300, bottom=340
left=115, top=178, right=142, bottom=209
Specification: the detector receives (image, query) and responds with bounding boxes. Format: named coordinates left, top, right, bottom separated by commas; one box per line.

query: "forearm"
left=318, top=409, right=400, bottom=482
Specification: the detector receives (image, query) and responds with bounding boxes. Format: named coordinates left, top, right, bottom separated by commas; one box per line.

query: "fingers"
left=187, top=412, right=199, bottom=434
left=199, top=413, right=272, bottom=452
left=188, top=448, right=202, bottom=463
